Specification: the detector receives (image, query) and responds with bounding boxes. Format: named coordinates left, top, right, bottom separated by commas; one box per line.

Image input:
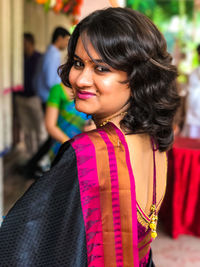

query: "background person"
left=15, top=33, right=47, bottom=158
left=182, top=44, right=200, bottom=138
left=23, top=27, right=70, bottom=177
left=0, top=8, right=180, bottom=266
left=36, top=26, right=70, bottom=110
left=45, top=83, right=91, bottom=161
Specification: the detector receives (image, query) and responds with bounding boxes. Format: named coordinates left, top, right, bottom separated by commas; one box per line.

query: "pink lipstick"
left=77, top=91, right=96, bottom=100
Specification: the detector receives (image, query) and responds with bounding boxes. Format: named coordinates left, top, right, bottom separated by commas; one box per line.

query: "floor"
left=2, top=146, right=200, bottom=267
left=152, top=228, right=200, bottom=266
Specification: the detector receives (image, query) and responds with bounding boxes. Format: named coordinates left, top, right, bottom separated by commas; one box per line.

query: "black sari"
left=0, top=125, right=155, bottom=266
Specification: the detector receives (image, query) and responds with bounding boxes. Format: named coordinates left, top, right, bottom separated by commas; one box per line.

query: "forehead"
left=75, top=37, right=100, bottom=60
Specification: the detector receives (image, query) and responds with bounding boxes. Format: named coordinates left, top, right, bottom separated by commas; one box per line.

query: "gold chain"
left=99, top=112, right=127, bottom=127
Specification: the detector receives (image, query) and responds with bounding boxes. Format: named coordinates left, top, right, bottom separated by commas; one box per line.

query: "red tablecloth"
left=160, top=137, right=200, bottom=238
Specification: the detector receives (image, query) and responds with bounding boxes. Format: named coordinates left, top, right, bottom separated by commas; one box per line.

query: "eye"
left=95, top=65, right=110, bottom=73
left=73, top=60, right=84, bottom=69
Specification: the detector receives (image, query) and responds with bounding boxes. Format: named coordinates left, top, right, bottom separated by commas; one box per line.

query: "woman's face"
left=69, top=37, right=131, bottom=119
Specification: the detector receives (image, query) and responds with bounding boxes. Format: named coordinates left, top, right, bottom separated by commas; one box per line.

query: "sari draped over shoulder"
left=0, top=123, right=157, bottom=266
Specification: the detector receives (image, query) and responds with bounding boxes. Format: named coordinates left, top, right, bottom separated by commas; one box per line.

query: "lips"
left=77, top=91, right=96, bottom=100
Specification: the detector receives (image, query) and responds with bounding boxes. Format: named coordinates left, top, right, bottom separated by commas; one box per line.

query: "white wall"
left=24, top=2, right=72, bottom=53
left=0, top=0, right=23, bottom=218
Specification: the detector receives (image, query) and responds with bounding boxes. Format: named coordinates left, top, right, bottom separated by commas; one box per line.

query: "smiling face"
left=69, top=37, right=131, bottom=119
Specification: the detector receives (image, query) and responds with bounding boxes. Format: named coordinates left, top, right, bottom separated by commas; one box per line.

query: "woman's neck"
left=93, top=107, right=128, bottom=130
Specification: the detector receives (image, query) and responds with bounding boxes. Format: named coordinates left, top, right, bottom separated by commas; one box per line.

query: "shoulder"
left=70, top=129, right=103, bottom=148
left=47, top=84, right=62, bottom=105
left=44, top=45, right=57, bottom=58
left=51, top=141, right=76, bottom=168
left=70, top=129, right=100, bottom=145
left=48, top=45, right=60, bottom=56
left=70, top=124, right=119, bottom=152
left=34, top=51, right=42, bottom=57
left=50, top=83, right=62, bottom=92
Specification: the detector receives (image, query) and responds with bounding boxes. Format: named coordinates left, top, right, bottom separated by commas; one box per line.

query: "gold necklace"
left=149, top=204, right=158, bottom=239
left=99, top=112, right=127, bottom=127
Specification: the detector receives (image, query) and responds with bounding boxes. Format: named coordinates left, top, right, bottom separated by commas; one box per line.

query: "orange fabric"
left=103, top=126, right=134, bottom=266
left=138, top=232, right=151, bottom=260
left=88, top=131, right=117, bottom=267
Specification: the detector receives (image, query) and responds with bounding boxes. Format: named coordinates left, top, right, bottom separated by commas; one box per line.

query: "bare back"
left=125, top=133, right=167, bottom=216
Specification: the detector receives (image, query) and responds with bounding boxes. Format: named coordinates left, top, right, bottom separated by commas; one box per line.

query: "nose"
left=75, top=67, right=93, bottom=88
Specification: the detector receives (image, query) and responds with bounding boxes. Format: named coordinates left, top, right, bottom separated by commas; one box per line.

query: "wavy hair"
left=59, top=7, right=180, bottom=151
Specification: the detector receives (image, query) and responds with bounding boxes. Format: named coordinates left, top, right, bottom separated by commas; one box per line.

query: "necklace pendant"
left=150, top=204, right=158, bottom=239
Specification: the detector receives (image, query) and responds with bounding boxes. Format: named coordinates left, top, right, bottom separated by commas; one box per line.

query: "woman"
left=0, top=8, right=180, bottom=266
left=45, top=82, right=91, bottom=161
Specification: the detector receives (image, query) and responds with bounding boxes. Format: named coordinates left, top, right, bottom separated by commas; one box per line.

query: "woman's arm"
left=45, top=106, right=70, bottom=143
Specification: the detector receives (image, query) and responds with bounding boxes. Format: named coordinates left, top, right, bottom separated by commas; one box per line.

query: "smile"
left=77, top=91, right=96, bottom=100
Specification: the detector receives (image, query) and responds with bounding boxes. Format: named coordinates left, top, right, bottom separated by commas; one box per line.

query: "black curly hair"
left=59, top=7, right=180, bottom=152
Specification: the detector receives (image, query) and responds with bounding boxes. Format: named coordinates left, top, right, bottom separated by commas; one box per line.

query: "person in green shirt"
left=45, top=83, right=92, bottom=160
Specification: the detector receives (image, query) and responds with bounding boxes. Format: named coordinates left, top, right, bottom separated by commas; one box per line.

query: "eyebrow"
left=74, top=54, right=104, bottom=64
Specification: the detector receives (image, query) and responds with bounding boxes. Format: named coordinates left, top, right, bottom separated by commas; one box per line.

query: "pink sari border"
left=71, top=134, right=105, bottom=266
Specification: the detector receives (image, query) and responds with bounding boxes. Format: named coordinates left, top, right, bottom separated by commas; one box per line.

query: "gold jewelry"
left=99, top=112, right=127, bottom=127
left=149, top=204, right=158, bottom=239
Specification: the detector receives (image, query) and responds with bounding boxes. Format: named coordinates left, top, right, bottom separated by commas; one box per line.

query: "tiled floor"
left=3, top=147, right=35, bottom=215
left=3, top=147, right=200, bottom=266
left=152, top=227, right=200, bottom=266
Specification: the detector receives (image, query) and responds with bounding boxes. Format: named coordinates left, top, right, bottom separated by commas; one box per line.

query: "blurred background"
left=0, top=0, right=200, bottom=266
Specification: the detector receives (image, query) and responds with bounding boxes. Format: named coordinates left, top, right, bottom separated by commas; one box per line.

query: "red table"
left=160, top=137, right=200, bottom=238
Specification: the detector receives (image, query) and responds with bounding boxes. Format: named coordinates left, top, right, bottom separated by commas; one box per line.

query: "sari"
left=0, top=123, right=158, bottom=266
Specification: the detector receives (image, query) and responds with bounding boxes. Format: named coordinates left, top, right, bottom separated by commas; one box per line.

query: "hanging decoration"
left=35, top=0, right=83, bottom=24
left=109, top=0, right=119, bottom=7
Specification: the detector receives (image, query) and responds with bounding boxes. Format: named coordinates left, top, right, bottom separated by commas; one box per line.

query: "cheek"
left=99, top=77, right=130, bottom=98
left=100, top=77, right=115, bottom=90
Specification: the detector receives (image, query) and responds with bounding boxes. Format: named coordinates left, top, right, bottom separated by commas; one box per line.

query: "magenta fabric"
left=71, top=133, right=105, bottom=266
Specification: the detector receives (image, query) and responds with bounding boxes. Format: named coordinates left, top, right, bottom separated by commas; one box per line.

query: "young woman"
left=45, top=82, right=91, bottom=161
left=0, top=8, right=180, bottom=266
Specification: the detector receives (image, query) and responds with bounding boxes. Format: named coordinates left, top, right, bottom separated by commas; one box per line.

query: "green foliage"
left=156, top=0, right=193, bottom=19
left=126, top=0, right=194, bottom=21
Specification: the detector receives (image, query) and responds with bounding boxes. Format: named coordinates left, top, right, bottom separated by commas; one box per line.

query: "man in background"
left=24, top=27, right=70, bottom=178
left=15, top=33, right=47, bottom=158
left=36, top=27, right=70, bottom=111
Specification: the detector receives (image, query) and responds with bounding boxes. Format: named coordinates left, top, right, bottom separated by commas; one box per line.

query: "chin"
left=75, top=99, right=94, bottom=116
